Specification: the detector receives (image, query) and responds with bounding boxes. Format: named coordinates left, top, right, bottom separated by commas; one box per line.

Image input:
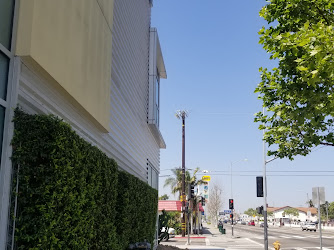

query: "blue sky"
left=151, top=0, right=334, bottom=213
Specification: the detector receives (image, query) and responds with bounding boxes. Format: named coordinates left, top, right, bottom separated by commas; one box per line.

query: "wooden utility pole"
left=176, top=110, right=188, bottom=237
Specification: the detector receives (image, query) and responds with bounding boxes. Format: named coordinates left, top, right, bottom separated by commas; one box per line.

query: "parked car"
left=301, top=223, right=316, bottom=232
left=241, top=221, right=246, bottom=225
left=248, top=221, right=255, bottom=226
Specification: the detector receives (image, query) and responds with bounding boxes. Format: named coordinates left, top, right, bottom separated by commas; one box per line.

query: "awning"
left=158, top=200, right=204, bottom=212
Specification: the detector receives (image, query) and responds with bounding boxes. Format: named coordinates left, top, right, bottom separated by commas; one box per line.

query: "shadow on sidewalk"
left=201, top=226, right=212, bottom=235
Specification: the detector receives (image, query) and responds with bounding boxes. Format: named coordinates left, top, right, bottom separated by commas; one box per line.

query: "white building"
left=268, top=206, right=318, bottom=224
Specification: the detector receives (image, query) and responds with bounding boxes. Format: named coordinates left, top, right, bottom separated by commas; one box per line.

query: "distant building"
left=268, top=206, right=318, bottom=224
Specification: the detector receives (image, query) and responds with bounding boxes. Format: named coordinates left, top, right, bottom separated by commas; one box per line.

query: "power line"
left=197, top=170, right=334, bottom=173
left=195, top=173, right=334, bottom=177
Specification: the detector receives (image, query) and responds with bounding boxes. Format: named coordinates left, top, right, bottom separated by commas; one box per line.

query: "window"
left=0, top=106, right=5, bottom=163
left=147, top=160, right=158, bottom=190
left=0, top=51, right=9, bottom=100
left=147, top=27, right=166, bottom=148
left=0, top=0, right=15, bottom=50
left=155, top=73, right=160, bottom=127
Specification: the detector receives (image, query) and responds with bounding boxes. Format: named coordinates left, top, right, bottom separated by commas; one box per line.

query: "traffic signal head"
left=256, top=176, right=264, bottom=197
left=256, top=206, right=263, bottom=215
left=188, top=183, right=195, bottom=200
left=230, top=213, right=233, bottom=218
left=201, top=196, right=205, bottom=206
left=190, top=184, right=195, bottom=199
left=229, top=199, right=234, bottom=209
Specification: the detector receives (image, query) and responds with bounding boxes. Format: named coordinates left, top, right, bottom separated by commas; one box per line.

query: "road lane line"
left=205, top=237, right=210, bottom=246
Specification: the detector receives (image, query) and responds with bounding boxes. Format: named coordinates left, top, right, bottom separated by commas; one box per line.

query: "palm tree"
left=163, top=167, right=206, bottom=199
left=164, top=167, right=207, bottom=234
left=306, top=199, right=314, bottom=208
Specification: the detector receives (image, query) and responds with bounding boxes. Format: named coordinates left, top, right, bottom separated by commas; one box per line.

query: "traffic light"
left=201, top=196, right=205, bottom=206
left=188, top=183, right=195, bottom=199
left=190, top=184, right=195, bottom=199
left=229, top=199, right=234, bottom=209
left=256, top=176, right=263, bottom=197
left=230, top=213, right=233, bottom=218
left=256, top=206, right=263, bottom=215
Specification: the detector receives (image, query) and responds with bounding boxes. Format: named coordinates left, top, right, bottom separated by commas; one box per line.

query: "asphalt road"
left=221, top=223, right=334, bottom=250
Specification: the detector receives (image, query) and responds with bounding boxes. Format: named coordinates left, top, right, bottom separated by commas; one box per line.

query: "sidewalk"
left=160, top=222, right=234, bottom=250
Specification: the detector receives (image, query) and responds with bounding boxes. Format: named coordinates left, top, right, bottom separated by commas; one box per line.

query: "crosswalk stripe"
left=280, top=235, right=292, bottom=238
left=252, top=235, right=334, bottom=240
left=292, top=235, right=306, bottom=238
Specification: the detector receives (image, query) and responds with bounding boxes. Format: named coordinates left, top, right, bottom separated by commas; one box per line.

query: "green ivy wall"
left=11, top=109, right=158, bottom=249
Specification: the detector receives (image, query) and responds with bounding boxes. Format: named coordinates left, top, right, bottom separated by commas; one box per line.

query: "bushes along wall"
left=11, top=109, right=158, bottom=249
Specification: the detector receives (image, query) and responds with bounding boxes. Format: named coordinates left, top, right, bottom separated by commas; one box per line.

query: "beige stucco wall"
left=15, top=0, right=113, bottom=132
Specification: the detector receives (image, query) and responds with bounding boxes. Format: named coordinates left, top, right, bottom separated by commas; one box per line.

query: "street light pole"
left=263, top=129, right=268, bottom=250
left=176, top=110, right=188, bottom=237
left=230, top=162, right=234, bottom=237
left=262, top=108, right=279, bottom=250
left=230, top=158, right=247, bottom=237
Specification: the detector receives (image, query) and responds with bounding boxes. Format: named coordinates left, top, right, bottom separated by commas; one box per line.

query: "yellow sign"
left=180, top=195, right=186, bottom=202
left=202, top=176, right=211, bottom=182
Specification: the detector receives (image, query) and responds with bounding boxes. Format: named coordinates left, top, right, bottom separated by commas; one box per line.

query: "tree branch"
left=320, top=142, right=334, bottom=146
left=315, top=5, right=330, bottom=25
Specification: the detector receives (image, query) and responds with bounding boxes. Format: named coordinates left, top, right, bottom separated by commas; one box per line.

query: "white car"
left=161, top=227, right=175, bottom=238
left=301, top=223, right=317, bottom=232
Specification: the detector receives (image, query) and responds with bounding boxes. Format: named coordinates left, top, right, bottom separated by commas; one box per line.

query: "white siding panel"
left=111, top=0, right=161, bottom=174
left=18, top=62, right=158, bottom=181
left=16, top=0, right=161, bottom=183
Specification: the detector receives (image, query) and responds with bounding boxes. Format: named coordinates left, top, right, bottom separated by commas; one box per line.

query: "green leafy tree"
left=159, top=194, right=169, bottom=200
left=328, top=201, right=334, bottom=220
left=320, top=201, right=332, bottom=221
left=284, top=208, right=299, bottom=223
left=244, top=208, right=257, bottom=217
left=255, top=0, right=334, bottom=160
left=166, top=211, right=182, bottom=234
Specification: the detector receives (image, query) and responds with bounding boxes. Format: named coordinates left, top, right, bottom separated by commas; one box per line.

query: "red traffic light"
left=229, top=199, right=234, bottom=209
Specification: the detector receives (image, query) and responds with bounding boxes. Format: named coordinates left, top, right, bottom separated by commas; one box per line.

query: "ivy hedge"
left=11, top=109, right=158, bottom=249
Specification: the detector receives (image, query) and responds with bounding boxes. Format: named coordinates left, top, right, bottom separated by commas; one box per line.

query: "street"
left=215, top=223, right=334, bottom=249
left=162, top=223, right=334, bottom=250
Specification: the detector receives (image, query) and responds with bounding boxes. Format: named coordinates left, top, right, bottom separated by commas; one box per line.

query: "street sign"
left=219, top=212, right=225, bottom=215
left=224, top=210, right=232, bottom=214
left=202, top=176, right=211, bottom=182
left=312, top=187, right=325, bottom=206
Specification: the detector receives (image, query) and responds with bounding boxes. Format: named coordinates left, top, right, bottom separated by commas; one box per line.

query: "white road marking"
left=245, top=238, right=267, bottom=247
left=280, top=234, right=292, bottom=238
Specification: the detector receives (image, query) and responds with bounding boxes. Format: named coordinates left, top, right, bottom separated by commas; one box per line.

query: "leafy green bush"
left=11, top=109, right=157, bottom=249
